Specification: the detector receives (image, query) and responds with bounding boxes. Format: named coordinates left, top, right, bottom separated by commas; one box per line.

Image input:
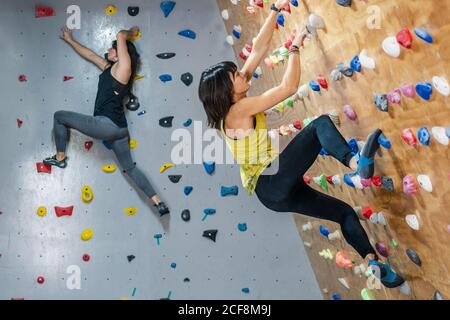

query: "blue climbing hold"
left=320, top=148, right=329, bottom=156
left=350, top=55, right=361, bottom=72
left=184, top=186, right=193, bottom=196
left=138, top=110, right=146, bottom=116
left=203, top=161, right=215, bottom=175
left=202, top=208, right=216, bottom=221
left=347, top=139, right=359, bottom=155
left=183, top=118, right=192, bottom=127
left=178, top=29, right=196, bottom=40
left=343, top=173, right=356, bottom=188
left=238, top=223, right=248, bottom=232
left=160, top=1, right=176, bottom=18
left=309, top=81, right=321, bottom=92
left=277, top=13, right=285, bottom=27
left=159, top=74, right=173, bottom=83
left=290, top=0, right=299, bottom=7
left=418, top=127, right=431, bottom=146
left=232, top=28, right=241, bottom=39
left=378, top=133, right=392, bottom=149
left=416, top=82, right=433, bottom=101
left=242, top=288, right=250, bottom=294
left=221, top=185, right=239, bottom=197
left=319, top=225, right=330, bottom=237
left=170, top=262, right=177, bottom=269
left=446, top=126, right=450, bottom=138
left=414, top=27, right=433, bottom=44
left=332, top=293, right=342, bottom=300
left=103, top=141, right=113, bottom=150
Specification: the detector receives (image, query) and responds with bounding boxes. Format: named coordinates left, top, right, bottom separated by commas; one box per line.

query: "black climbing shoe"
left=43, top=155, right=68, bottom=169
left=156, top=202, right=170, bottom=217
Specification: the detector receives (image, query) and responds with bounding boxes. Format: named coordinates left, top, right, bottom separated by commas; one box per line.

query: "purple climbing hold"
left=375, top=242, right=389, bottom=258
left=160, top=1, right=176, bottom=18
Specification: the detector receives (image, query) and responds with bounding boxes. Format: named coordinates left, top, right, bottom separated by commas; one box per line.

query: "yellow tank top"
left=220, top=112, right=280, bottom=195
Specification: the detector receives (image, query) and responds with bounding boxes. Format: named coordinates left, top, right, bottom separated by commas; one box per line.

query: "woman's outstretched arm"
left=60, top=26, right=109, bottom=71
left=241, top=0, right=288, bottom=79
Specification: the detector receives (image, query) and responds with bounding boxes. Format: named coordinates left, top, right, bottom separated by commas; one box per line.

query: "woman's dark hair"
left=111, top=40, right=140, bottom=95
left=198, top=61, right=238, bottom=129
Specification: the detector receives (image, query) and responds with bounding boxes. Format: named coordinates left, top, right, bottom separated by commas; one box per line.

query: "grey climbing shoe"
left=43, top=155, right=68, bottom=169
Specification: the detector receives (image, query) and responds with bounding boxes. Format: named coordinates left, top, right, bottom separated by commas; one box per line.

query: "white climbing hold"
left=382, top=36, right=401, bottom=58
left=308, top=13, right=325, bottom=29
left=221, top=9, right=229, bottom=20
left=432, top=76, right=449, bottom=97
left=226, top=35, right=234, bottom=46
left=432, top=127, right=449, bottom=145
left=376, top=212, right=387, bottom=226
left=332, top=175, right=341, bottom=186
left=353, top=263, right=366, bottom=276
left=230, top=0, right=238, bottom=5
left=304, top=242, right=312, bottom=248
left=328, top=230, right=341, bottom=241
left=400, top=282, right=412, bottom=296
left=338, top=278, right=350, bottom=290
left=417, top=175, right=433, bottom=193
left=405, top=214, right=420, bottom=231
left=302, top=222, right=313, bottom=232
left=359, top=49, right=376, bottom=69
left=297, top=84, right=309, bottom=98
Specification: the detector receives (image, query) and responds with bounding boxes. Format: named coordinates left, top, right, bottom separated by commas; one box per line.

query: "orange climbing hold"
left=336, top=251, right=354, bottom=268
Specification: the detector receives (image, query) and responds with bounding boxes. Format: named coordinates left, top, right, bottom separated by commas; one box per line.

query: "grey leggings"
left=53, top=110, right=157, bottom=199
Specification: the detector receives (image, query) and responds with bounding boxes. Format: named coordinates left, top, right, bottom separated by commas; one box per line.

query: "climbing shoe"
left=357, top=129, right=383, bottom=179
left=156, top=202, right=170, bottom=217
left=368, top=260, right=405, bottom=289
left=43, top=155, right=68, bottom=169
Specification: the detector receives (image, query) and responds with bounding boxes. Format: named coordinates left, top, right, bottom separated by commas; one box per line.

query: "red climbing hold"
left=326, top=176, right=334, bottom=185
left=17, top=119, right=23, bottom=128
left=371, top=176, right=382, bottom=187
left=303, top=175, right=311, bottom=184
left=54, top=206, right=74, bottom=218
left=63, top=76, right=74, bottom=82
left=254, top=0, right=264, bottom=8
left=362, top=207, right=374, bottom=219
left=83, top=254, right=90, bottom=262
left=317, top=76, right=328, bottom=89
left=402, top=128, right=418, bottom=146
left=293, top=120, right=302, bottom=131
left=36, top=162, right=51, bottom=174
left=396, top=28, right=413, bottom=49
left=18, top=74, right=27, bottom=82
left=37, top=276, right=45, bottom=284
left=84, top=141, right=93, bottom=151
left=35, top=5, right=55, bottom=18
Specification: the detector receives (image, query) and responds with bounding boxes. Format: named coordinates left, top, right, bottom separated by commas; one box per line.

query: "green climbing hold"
left=391, top=239, right=398, bottom=248
left=361, top=288, right=375, bottom=300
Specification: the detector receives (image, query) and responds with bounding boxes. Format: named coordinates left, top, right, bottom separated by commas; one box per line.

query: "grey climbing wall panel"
left=0, top=0, right=321, bottom=300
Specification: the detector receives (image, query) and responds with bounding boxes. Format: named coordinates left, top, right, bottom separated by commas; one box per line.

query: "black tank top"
left=94, top=67, right=129, bottom=128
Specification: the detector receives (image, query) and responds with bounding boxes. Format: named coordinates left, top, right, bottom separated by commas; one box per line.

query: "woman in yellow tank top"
left=198, top=1, right=404, bottom=289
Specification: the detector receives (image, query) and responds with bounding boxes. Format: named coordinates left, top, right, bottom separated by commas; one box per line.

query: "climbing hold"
left=181, top=209, right=191, bottom=222
left=361, top=288, right=376, bottom=300
left=308, top=13, right=325, bottom=31
left=63, top=76, right=74, bottom=81
left=416, top=82, right=433, bottom=101
left=400, top=83, right=415, bottom=98
left=36, top=162, right=52, bottom=174
left=387, top=88, right=402, bottom=105
left=160, top=163, right=174, bottom=173
left=221, top=9, right=229, bottom=20
left=17, top=118, right=23, bottom=128
left=184, top=186, right=193, bottom=196
left=129, top=139, right=137, bottom=150
left=159, top=116, right=174, bottom=128
left=127, top=255, right=136, bottom=263
left=373, top=93, right=389, bottom=112
left=328, top=230, right=341, bottom=241
left=170, top=262, right=176, bottom=269
left=102, top=164, right=116, bottom=173
left=161, top=1, right=176, bottom=18
left=221, top=185, right=239, bottom=197
left=159, top=74, right=172, bottom=83
left=242, top=288, right=250, bottom=294
left=378, top=133, right=392, bottom=149
left=414, top=27, right=433, bottom=43
left=168, top=175, right=182, bottom=183
left=350, top=55, right=361, bottom=72
left=344, top=172, right=364, bottom=189
left=359, top=49, right=375, bottom=69
left=343, top=104, right=357, bottom=121
left=337, top=62, right=354, bottom=77
left=124, top=208, right=137, bottom=216
left=331, top=293, right=341, bottom=301
left=277, top=13, right=285, bottom=28
left=405, top=214, right=420, bottom=230
left=434, top=291, right=444, bottom=300
left=401, top=128, right=418, bottom=146
left=35, top=5, right=55, bottom=18
left=338, top=278, right=350, bottom=290
left=156, top=52, right=176, bottom=60
left=382, top=36, right=401, bottom=58
left=81, top=229, right=93, bottom=241
left=203, top=230, right=218, bottom=242
left=128, top=6, right=139, bottom=16
left=82, top=254, right=90, bottom=262
left=238, top=223, right=248, bottom=232
left=302, top=222, right=312, bottom=232
left=432, top=76, right=449, bottom=97
left=203, top=161, right=215, bottom=175
left=319, top=249, right=333, bottom=260
left=432, top=127, right=449, bottom=145
left=335, top=252, right=353, bottom=268
left=105, top=5, right=117, bottom=15
left=184, top=278, right=190, bottom=283
left=55, top=206, right=74, bottom=218
left=330, top=69, right=343, bottom=81
left=18, top=74, right=27, bottom=82
left=81, top=185, right=94, bottom=203
left=403, top=175, right=417, bottom=195
left=183, top=119, right=193, bottom=127
left=336, top=0, right=352, bottom=7
left=178, top=29, right=196, bottom=40
left=417, top=175, right=433, bottom=193
left=418, top=127, right=431, bottom=146
left=181, top=73, right=193, bottom=86
left=396, top=28, right=413, bottom=49
left=202, top=208, right=216, bottom=221
left=309, top=81, right=321, bottom=92
left=37, top=276, right=45, bottom=284
left=375, top=242, right=389, bottom=258
left=37, top=207, right=47, bottom=217
left=319, top=226, right=330, bottom=238
left=406, top=249, right=422, bottom=267
left=372, top=176, right=382, bottom=187
left=84, top=141, right=93, bottom=151
left=317, top=76, right=328, bottom=89
left=232, top=25, right=242, bottom=39
left=124, top=94, right=140, bottom=111
left=314, top=174, right=328, bottom=190
left=154, top=234, right=162, bottom=245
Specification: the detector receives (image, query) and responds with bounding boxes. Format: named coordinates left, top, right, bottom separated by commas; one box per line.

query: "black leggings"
left=255, top=115, right=376, bottom=259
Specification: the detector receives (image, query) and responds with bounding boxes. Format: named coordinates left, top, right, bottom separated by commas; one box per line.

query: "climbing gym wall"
left=217, top=0, right=449, bottom=300
left=0, top=0, right=322, bottom=300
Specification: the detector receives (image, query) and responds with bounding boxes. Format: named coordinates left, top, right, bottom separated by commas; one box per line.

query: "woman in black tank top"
left=42, top=26, right=170, bottom=216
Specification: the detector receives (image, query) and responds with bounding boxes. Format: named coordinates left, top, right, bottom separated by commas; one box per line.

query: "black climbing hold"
left=374, top=94, right=389, bottom=112
left=124, top=93, right=140, bottom=111
left=127, top=255, right=135, bottom=263
left=181, top=72, right=193, bottom=87
left=184, top=278, right=190, bottom=282
left=336, top=0, right=352, bottom=7
left=128, top=6, right=139, bottom=16
left=181, top=209, right=191, bottom=222
left=168, top=175, right=182, bottom=183
left=381, top=176, right=394, bottom=192
left=156, top=52, right=176, bottom=60
left=159, top=116, right=174, bottom=128
left=203, top=230, right=218, bottom=242
left=406, top=248, right=422, bottom=267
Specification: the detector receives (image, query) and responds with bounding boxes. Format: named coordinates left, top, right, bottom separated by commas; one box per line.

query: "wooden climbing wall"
left=217, top=0, right=450, bottom=300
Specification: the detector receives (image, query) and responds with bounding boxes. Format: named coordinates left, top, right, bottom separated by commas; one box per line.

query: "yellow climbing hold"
left=130, top=31, right=142, bottom=42
left=102, top=164, right=116, bottom=173
left=134, top=75, right=145, bottom=81
left=81, top=229, right=94, bottom=241
left=129, top=140, right=138, bottom=150
left=124, top=208, right=137, bottom=216
left=319, top=249, right=334, bottom=260
left=160, top=163, right=174, bottom=173
left=361, top=288, right=376, bottom=300
left=105, top=5, right=117, bottom=15
left=37, top=207, right=47, bottom=217
left=81, top=185, right=94, bottom=203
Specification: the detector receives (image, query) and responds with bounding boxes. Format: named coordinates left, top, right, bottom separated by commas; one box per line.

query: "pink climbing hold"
left=36, top=162, right=51, bottom=174
left=403, top=175, right=417, bottom=196
left=396, top=28, right=413, bottom=49
left=18, top=74, right=27, bottom=82
left=37, top=276, right=45, bottom=284
left=401, top=128, right=418, bottom=146
left=387, top=88, right=402, bottom=104
left=343, top=105, right=357, bottom=121
left=360, top=179, right=372, bottom=188
left=303, top=175, right=311, bottom=184
left=400, top=83, right=415, bottom=98
left=17, top=119, right=23, bottom=128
